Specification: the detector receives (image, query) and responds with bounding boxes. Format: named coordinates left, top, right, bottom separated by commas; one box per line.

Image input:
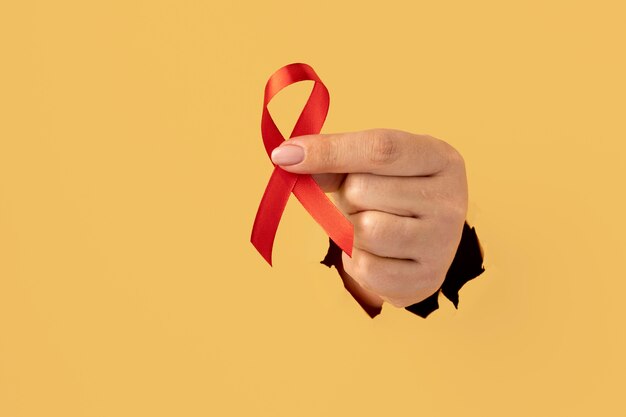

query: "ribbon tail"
left=251, top=167, right=297, bottom=266
left=293, top=175, right=354, bottom=257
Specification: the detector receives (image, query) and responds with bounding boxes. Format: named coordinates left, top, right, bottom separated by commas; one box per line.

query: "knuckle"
left=365, top=129, right=399, bottom=165
left=316, top=138, right=340, bottom=169
left=442, top=142, right=465, bottom=171
left=354, top=211, right=381, bottom=241
left=421, top=135, right=464, bottom=174
left=352, top=251, right=380, bottom=292
left=342, top=174, right=368, bottom=208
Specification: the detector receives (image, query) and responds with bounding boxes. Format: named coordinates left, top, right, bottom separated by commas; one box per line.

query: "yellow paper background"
left=1, top=1, right=625, bottom=416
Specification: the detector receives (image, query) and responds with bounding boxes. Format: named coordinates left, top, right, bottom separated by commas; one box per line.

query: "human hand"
left=271, top=128, right=468, bottom=308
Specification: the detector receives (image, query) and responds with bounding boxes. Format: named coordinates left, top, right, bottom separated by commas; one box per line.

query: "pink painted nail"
left=271, top=144, right=304, bottom=166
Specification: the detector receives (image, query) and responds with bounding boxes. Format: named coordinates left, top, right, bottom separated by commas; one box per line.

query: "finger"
left=334, top=173, right=455, bottom=218
left=270, top=128, right=453, bottom=176
left=350, top=210, right=458, bottom=263
left=311, top=173, right=346, bottom=193
left=380, top=293, right=437, bottom=309
left=341, top=248, right=441, bottom=302
left=350, top=210, right=423, bottom=261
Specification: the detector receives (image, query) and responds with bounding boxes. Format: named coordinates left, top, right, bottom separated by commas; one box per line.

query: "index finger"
left=271, top=128, right=454, bottom=176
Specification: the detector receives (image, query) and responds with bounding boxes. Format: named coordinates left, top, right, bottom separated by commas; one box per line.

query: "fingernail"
left=271, top=144, right=304, bottom=166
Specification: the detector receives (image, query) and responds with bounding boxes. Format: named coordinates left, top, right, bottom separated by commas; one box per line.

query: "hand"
left=271, top=128, right=468, bottom=309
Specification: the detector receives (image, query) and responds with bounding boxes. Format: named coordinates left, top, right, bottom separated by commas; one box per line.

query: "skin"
left=271, top=128, right=468, bottom=310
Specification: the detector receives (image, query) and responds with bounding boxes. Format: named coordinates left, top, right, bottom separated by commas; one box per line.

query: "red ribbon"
left=251, top=63, right=354, bottom=266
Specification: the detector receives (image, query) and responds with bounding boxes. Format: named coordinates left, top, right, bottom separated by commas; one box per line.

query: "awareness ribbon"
left=251, top=63, right=354, bottom=266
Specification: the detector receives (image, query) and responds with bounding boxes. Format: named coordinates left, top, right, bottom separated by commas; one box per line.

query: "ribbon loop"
left=251, top=63, right=354, bottom=266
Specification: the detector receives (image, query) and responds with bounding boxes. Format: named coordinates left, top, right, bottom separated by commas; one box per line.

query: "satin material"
left=251, top=63, right=354, bottom=266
